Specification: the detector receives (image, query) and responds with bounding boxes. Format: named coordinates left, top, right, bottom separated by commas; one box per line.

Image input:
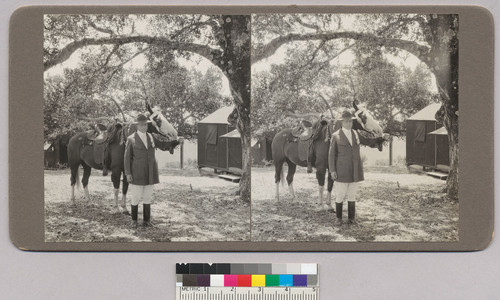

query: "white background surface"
left=2, top=1, right=499, bottom=299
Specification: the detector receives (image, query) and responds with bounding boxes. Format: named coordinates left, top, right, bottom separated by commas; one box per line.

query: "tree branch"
left=286, top=112, right=322, bottom=119
left=292, top=15, right=321, bottom=31
left=298, top=40, right=326, bottom=70
left=104, top=95, right=127, bottom=122
left=83, top=16, right=115, bottom=36
left=317, top=93, right=335, bottom=119
left=76, top=115, right=112, bottom=122
left=253, top=31, right=431, bottom=65
left=101, top=48, right=149, bottom=86
left=170, top=20, right=215, bottom=40
left=44, top=36, right=222, bottom=71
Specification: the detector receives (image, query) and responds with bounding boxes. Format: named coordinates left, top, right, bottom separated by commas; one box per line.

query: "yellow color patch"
left=252, top=275, right=266, bottom=287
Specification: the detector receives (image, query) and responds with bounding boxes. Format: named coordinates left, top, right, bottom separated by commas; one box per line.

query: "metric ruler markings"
left=176, top=287, right=317, bottom=300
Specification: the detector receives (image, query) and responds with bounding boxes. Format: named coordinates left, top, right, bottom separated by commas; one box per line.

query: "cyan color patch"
left=279, top=275, right=293, bottom=286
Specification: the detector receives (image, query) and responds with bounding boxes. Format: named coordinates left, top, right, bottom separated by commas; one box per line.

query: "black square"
left=204, top=264, right=217, bottom=274
left=216, top=263, right=231, bottom=274
left=176, top=263, right=189, bottom=274
left=189, top=263, right=204, bottom=274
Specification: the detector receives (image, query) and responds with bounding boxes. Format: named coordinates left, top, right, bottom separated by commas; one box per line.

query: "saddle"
left=290, top=120, right=314, bottom=163
left=291, top=120, right=314, bottom=140
left=85, top=123, right=109, bottom=166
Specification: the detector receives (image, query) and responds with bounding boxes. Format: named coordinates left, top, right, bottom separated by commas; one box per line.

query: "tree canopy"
left=44, top=15, right=232, bottom=142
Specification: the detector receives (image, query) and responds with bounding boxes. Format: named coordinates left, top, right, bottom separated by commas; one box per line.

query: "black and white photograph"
left=43, top=14, right=251, bottom=242
left=251, top=14, right=459, bottom=242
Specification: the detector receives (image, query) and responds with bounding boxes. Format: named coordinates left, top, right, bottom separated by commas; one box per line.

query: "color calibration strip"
left=176, top=263, right=318, bottom=287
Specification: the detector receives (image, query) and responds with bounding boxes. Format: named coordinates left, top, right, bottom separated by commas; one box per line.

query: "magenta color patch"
left=224, top=275, right=238, bottom=286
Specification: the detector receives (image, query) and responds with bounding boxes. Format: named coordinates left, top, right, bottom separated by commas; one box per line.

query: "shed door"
left=436, top=135, right=450, bottom=166
left=228, top=138, right=242, bottom=169
left=205, top=124, right=218, bottom=164
left=412, top=121, right=427, bottom=163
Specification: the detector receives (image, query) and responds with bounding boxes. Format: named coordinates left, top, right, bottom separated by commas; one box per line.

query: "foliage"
left=340, top=48, right=438, bottom=137
left=44, top=15, right=230, bottom=142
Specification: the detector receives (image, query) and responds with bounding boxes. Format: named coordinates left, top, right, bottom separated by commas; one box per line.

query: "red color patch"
left=237, top=275, right=252, bottom=287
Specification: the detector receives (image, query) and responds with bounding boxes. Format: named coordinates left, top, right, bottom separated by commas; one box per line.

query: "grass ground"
left=45, top=168, right=250, bottom=242
left=251, top=165, right=458, bottom=242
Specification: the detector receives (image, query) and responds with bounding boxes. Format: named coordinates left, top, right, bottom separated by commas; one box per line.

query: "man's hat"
left=135, top=113, right=151, bottom=124
left=341, top=110, right=353, bottom=119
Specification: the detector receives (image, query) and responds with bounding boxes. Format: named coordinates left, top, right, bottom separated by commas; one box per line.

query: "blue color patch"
left=279, top=275, right=293, bottom=286
left=293, top=275, right=307, bottom=286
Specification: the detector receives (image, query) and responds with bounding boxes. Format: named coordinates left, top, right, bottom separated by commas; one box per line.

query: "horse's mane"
left=107, top=123, right=137, bottom=145
left=310, top=119, right=335, bottom=142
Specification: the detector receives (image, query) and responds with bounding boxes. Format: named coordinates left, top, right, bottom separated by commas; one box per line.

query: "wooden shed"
left=251, top=137, right=273, bottom=166
left=428, top=126, right=450, bottom=170
left=44, top=137, right=69, bottom=169
left=406, top=103, right=450, bottom=172
left=197, top=106, right=242, bottom=175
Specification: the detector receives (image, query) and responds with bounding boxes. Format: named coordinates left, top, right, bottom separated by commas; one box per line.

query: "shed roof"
left=408, top=103, right=441, bottom=121
left=220, top=129, right=240, bottom=139
left=428, top=126, right=448, bottom=135
left=199, top=105, right=235, bottom=124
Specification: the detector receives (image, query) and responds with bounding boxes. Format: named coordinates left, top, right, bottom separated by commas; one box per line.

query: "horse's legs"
left=69, top=164, right=79, bottom=204
left=121, top=171, right=129, bottom=213
left=274, top=159, right=285, bottom=201
left=316, top=168, right=326, bottom=207
left=81, top=163, right=92, bottom=200
left=285, top=159, right=297, bottom=200
left=326, top=171, right=334, bottom=211
left=111, top=169, right=121, bottom=212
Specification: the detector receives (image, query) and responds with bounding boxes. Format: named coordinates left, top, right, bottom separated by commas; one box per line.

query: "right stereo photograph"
left=250, top=13, right=459, bottom=242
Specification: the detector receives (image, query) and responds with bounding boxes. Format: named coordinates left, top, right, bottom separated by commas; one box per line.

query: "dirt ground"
left=45, top=168, right=250, bottom=242
left=251, top=165, right=458, bottom=242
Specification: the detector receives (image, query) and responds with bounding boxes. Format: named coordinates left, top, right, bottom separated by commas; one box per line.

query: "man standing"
left=124, top=113, right=159, bottom=227
left=329, top=110, right=377, bottom=225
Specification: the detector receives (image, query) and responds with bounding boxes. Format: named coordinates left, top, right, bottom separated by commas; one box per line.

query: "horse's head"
left=145, top=102, right=180, bottom=153
left=353, top=101, right=384, bottom=138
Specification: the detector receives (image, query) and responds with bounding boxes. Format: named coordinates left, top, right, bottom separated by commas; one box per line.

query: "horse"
left=271, top=101, right=387, bottom=209
left=67, top=103, right=180, bottom=213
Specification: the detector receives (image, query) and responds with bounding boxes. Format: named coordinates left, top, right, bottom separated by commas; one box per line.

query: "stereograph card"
left=9, top=5, right=494, bottom=251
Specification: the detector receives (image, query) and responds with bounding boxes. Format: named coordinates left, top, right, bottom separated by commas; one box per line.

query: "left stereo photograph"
left=43, top=14, right=252, bottom=242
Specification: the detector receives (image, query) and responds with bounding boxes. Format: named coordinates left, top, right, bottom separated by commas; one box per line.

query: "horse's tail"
left=280, top=166, right=285, bottom=187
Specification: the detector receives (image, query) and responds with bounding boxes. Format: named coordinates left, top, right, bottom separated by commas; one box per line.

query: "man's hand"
left=127, top=174, right=133, bottom=182
left=331, top=172, right=337, bottom=180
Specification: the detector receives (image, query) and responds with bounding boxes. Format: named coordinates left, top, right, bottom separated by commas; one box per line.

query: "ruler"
left=176, top=286, right=318, bottom=300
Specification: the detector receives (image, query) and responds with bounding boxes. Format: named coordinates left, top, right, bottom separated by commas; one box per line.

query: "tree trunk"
left=427, top=14, right=459, bottom=200
left=389, top=138, right=393, bottom=166
left=219, top=15, right=251, bottom=203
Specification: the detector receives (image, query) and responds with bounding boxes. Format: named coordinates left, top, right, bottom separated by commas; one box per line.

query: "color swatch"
left=176, top=263, right=318, bottom=287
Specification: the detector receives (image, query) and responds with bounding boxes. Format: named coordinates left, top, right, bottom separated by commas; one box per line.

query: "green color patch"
left=265, top=275, right=279, bottom=286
